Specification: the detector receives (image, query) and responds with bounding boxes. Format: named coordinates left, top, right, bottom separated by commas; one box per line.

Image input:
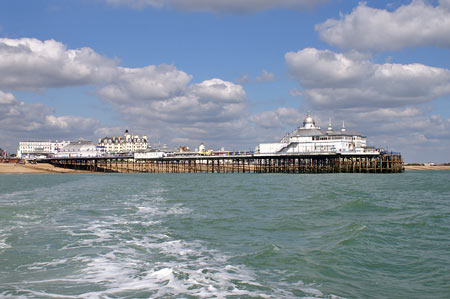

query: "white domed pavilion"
left=259, top=112, right=371, bottom=154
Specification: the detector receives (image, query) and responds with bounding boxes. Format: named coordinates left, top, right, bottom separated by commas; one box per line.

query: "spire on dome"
left=327, top=118, right=333, bottom=132
left=341, top=120, right=346, bottom=132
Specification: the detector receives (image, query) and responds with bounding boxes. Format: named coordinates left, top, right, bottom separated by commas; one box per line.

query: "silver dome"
left=303, top=112, right=315, bottom=127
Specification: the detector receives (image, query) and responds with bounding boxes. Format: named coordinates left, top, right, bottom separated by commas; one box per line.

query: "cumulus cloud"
left=103, top=0, right=163, bottom=9
left=96, top=64, right=247, bottom=125
left=0, top=37, right=248, bottom=131
left=250, top=107, right=302, bottom=129
left=99, top=74, right=249, bottom=144
left=0, top=91, right=100, bottom=134
left=236, top=70, right=275, bottom=84
left=255, top=70, right=275, bottom=82
left=327, top=106, right=450, bottom=162
left=316, top=0, right=450, bottom=52
left=98, top=65, right=191, bottom=103
left=101, top=0, right=328, bottom=13
left=284, top=45, right=450, bottom=161
left=236, top=74, right=249, bottom=84
left=0, top=37, right=259, bottom=150
left=85, top=52, right=250, bottom=146
left=189, top=78, right=246, bottom=102
left=0, top=38, right=118, bottom=90
left=286, top=48, right=450, bottom=108
left=0, top=90, right=16, bottom=104
left=169, top=0, right=328, bottom=14
left=0, top=90, right=105, bottom=150
left=441, top=0, right=450, bottom=10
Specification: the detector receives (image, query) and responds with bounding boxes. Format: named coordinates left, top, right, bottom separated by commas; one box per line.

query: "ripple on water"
left=0, top=173, right=448, bottom=299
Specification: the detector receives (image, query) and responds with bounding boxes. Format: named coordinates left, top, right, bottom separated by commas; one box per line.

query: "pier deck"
left=45, top=152, right=404, bottom=173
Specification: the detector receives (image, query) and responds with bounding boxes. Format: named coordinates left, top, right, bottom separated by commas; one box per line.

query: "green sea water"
left=0, top=172, right=449, bottom=298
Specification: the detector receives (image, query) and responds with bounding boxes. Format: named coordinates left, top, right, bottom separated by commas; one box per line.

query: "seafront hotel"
left=17, top=140, right=70, bottom=159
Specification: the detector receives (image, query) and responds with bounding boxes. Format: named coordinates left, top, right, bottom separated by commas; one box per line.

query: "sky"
left=0, top=0, right=449, bottom=162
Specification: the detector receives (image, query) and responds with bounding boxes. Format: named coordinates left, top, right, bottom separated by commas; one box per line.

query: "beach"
left=0, top=162, right=91, bottom=174
left=1, top=162, right=449, bottom=174
left=404, top=165, right=450, bottom=171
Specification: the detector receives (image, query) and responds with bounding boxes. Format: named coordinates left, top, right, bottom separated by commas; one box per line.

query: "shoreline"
left=1, top=162, right=449, bottom=174
left=0, top=163, right=92, bottom=174
left=404, top=165, right=450, bottom=171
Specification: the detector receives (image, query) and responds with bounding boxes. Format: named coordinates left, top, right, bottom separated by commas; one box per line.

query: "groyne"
left=46, top=152, right=404, bottom=173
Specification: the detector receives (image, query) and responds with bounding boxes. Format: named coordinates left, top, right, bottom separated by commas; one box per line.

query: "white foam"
left=0, top=292, right=37, bottom=299
left=0, top=235, right=9, bottom=249
left=137, top=204, right=192, bottom=216
left=68, top=232, right=292, bottom=298
left=137, top=206, right=159, bottom=214
left=52, top=199, right=298, bottom=298
left=299, top=287, right=324, bottom=297
left=0, top=183, right=337, bottom=299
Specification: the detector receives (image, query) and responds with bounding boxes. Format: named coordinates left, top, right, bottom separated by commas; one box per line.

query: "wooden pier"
left=46, top=152, right=404, bottom=174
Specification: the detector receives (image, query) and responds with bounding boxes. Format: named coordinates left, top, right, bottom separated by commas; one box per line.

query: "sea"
left=0, top=172, right=449, bottom=299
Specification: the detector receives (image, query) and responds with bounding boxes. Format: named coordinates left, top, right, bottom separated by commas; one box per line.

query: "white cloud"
left=96, top=64, right=250, bottom=147
left=316, top=0, right=450, bottom=52
left=101, top=0, right=328, bottom=13
left=255, top=70, right=275, bottom=82
left=0, top=37, right=259, bottom=150
left=286, top=48, right=371, bottom=88
left=328, top=106, right=450, bottom=162
left=0, top=37, right=250, bottom=144
left=98, top=65, right=191, bottom=103
left=285, top=45, right=450, bottom=161
left=93, top=127, right=127, bottom=138
left=236, top=70, right=275, bottom=84
left=0, top=38, right=117, bottom=90
left=286, top=48, right=450, bottom=108
left=0, top=90, right=16, bottom=104
left=189, top=78, right=246, bottom=103
left=169, top=0, right=328, bottom=13
left=97, top=67, right=247, bottom=124
left=103, top=0, right=163, bottom=9
left=250, top=107, right=301, bottom=129
left=0, top=90, right=105, bottom=150
left=0, top=91, right=100, bottom=134
left=236, top=74, right=249, bottom=84
left=100, top=77, right=248, bottom=133
left=441, top=0, right=450, bottom=10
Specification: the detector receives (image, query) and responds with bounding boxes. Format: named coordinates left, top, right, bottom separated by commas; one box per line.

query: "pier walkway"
left=44, top=152, right=404, bottom=173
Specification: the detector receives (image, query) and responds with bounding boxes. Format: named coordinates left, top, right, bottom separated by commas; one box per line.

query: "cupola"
left=302, top=112, right=316, bottom=129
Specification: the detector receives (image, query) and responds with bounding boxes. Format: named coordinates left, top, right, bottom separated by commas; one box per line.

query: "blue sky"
left=0, top=0, right=449, bottom=162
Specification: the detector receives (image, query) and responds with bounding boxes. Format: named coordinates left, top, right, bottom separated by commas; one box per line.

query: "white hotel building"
left=17, top=140, right=70, bottom=159
left=98, top=130, right=148, bottom=154
left=259, top=112, right=372, bottom=154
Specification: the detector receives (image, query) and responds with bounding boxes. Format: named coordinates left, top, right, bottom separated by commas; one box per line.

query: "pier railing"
left=45, top=152, right=404, bottom=173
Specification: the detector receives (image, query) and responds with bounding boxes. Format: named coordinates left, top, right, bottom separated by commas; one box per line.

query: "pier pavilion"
left=259, top=112, right=370, bottom=154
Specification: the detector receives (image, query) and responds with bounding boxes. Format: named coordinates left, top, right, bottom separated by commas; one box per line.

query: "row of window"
left=310, top=136, right=362, bottom=141
left=100, top=140, right=147, bottom=144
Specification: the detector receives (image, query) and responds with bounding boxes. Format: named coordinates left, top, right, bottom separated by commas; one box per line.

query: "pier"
left=46, top=152, right=404, bottom=173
